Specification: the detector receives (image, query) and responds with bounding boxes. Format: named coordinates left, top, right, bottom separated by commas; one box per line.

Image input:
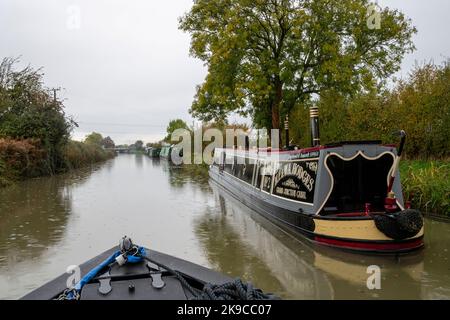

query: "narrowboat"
left=160, top=144, right=183, bottom=162
left=146, top=146, right=161, bottom=158
left=159, top=145, right=173, bottom=159
left=209, top=107, right=424, bottom=254
left=22, top=237, right=277, bottom=300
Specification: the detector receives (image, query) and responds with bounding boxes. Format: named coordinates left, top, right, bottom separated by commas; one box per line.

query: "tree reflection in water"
left=0, top=166, right=101, bottom=264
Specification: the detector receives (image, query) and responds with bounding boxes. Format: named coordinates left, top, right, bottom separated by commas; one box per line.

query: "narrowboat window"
left=212, top=150, right=221, bottom=167
left=245, top=158, right=256, bottom=185
left=212, top=151, right=218, bottom=166
left=233, top=156, right=242, bottom=179
left=224, top=153, right=234, bottom=175
left=260, top=161, right=274, bottom=193
left=220, top=151, right=226, bottom=171
left=254, top=161, right=262, bottom=189
left=233, top=156, right=255, bottom=184
left=251, top=159, right=258, bottom=186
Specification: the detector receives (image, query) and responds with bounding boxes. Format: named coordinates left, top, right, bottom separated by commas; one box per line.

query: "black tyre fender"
left=397, top=209, right=423, bottom=234
left=373, top=210, right=423, bottom=240
left=372, top=214, right=407, bottom=240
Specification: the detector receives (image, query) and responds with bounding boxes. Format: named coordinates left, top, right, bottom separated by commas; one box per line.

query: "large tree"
left=101, top=136, right=115, bottom=149
left=164, top=119, right=190, bottom=141
left=134, top=140, right=144, bottom=150
left=0, top=57, right=76, bottom=172
left=179, top=0, right=416, bottom=130
left=84, top=132, right=103, bottom=146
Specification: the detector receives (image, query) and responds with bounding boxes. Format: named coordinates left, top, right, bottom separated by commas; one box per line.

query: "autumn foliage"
left=0, top=138, right=47, bottom=186
left=0, top=58, right=114, bottom=186
left=290, top=61, right=450, bottom=159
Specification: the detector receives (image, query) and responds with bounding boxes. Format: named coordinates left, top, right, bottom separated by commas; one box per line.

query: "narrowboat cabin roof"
left=212, top=140, right=404, bottom=217
left=215, top=140, right=395, bottom=159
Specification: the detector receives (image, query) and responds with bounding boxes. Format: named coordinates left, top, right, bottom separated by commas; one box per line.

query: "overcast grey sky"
left=1, top=0, right=449, bottom=144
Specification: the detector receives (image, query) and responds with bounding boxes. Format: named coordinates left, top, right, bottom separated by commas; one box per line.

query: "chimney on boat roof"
left=309, top=106, right=320, bottom=147
left=284, top=114, right=290, bottom=150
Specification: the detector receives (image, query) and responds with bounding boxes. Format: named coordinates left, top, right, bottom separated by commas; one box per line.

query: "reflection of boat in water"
left=201, top=182, right=334, bottom=299
left=313, top=248, right=424, bottom=284
left=210, top=108, right=424, bottom=253
left=209, top=180, right=426, bottom=299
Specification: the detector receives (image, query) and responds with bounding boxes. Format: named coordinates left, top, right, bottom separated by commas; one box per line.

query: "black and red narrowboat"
left=209, top=107, right=424, bottom=254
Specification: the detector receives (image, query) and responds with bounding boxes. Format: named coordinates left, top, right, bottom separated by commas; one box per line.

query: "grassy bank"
left=400, top=160, right=449, bottom=217
left=64, top=140, right=115, bottom=170
left=0, top=138, right=114, bottom=187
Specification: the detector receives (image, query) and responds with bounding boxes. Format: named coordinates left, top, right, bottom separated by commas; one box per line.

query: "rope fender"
left=373, top=209, right=423, bottom=240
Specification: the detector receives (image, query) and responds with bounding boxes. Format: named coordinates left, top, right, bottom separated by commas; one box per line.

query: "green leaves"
left=288, top=60, right=450, bottom=160
left=165, top=119, right=190, bottom=141
left=180, top=0, right=416, bottom=129
left=0, top=57, right=76, bottom=173
left=84, top=132, right=104, bottom=146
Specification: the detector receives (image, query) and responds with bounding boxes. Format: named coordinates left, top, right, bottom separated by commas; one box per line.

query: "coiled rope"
left=193, top=279, right=276, bottom=300
left=140, top=254, right=276, bottom=300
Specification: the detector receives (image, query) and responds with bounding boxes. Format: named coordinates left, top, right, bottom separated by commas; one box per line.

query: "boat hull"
left=21, top=247, right=231, bottom=300
left=209, top=167, right=424, bottom=254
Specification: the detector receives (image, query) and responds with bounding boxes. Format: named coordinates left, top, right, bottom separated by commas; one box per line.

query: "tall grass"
left=64, top=141, right=114, bottom=170
left=0, top=138, right=114, bottom=187
left=400, top=160, right=450, bottom=217
left=0, top=138, right=48, bottom=179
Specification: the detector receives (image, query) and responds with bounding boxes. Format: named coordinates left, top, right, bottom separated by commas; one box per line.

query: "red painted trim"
left=223, top=146, right=324, bottom=155
left=314, top=236, right=423, bottom=251
left=277, top=146, right=324, bottom=154
left=223, top=141, right=391, bottom=156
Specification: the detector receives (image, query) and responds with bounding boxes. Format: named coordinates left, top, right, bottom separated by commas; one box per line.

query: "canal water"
left=0, top=154, right=449, bottom=300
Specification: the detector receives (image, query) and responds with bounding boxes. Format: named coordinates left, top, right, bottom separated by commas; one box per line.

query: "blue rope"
left=65, top=247, right=146, bottom=300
